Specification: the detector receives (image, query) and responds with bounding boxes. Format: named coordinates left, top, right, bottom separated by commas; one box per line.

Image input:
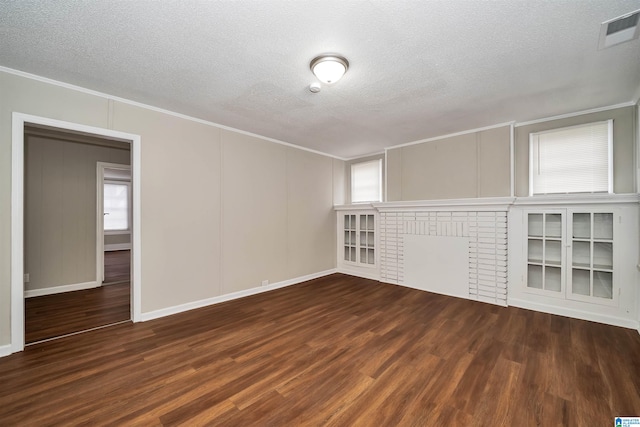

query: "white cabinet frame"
left=524, top=208, right=619, bottom=307
left=336, top=208, right=380, bottom=280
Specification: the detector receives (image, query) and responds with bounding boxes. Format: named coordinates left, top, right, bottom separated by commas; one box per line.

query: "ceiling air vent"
left=598, top=9, right=640, bottom=49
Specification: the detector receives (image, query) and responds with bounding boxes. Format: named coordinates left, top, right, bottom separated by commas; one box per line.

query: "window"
left=529, top=120, right=613, bottom=195
left=351, top=159, right=382, bottom=203
left=104, top=181, right=130, bottom=232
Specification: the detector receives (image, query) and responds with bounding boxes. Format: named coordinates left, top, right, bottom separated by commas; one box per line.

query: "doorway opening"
left=98, top=163, right=132, bottom=287
left=11, top=113, right=142, bottom=353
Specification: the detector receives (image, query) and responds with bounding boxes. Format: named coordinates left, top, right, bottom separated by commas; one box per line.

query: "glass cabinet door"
left=526, top=213, right=563, bottom=293
left=343, top=214, right=356, bottom=262
left=343, top=212, right=375, bottom=266
left=569, top=212, right=613, bottom=301
left=359, top=214, right=375, bottom=265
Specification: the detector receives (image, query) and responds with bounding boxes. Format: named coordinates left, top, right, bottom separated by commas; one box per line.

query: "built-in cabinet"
left=509, top=196, right=639, bottom=329
left=336, top=207, right=378, bottom=279
left=525, top=209, right=617, bottom=306
left=335, top=196, right=639, bottom=330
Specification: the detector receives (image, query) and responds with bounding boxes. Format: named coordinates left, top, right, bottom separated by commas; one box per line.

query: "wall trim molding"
left=24, top=281, right=100, bottom=298
left=334, top=203, right=377, bottom=211
left=104, top=243, right=132, bottom=252
left=514, top=102, right=636, bottom=127
left=336, top=268, right=379, bottom=281
left=342, top=150, right=386, bottom=162
left=0, top=344, right=11, bottom=358
left=0, top=66, right=345, bottom=161
left=509, top=297, right=639, bottom=330
left=371, top=197, right=516, bottom=212
left=11, top=112, right=143, bottom=356
left=336, top=194, right=640, bottom=213
left=386, top=122, right=514, bottom=151
left=139, top=269, right=337, bottom=322
left=513, top=193, right=640, bottom=206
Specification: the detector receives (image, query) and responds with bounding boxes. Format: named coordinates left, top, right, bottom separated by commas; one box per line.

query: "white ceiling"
left=1, top=1, right=639, bottom=159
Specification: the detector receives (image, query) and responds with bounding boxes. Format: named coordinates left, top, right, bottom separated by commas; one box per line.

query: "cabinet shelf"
left=571, top=262, right=590, bottom=269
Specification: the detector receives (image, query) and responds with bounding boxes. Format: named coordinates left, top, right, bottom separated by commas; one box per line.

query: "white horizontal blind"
left=530, top=120, right=612, bottom=195
left=104, top=182, right=129, bottom=231
left=351, top=159, right=382, bottom=203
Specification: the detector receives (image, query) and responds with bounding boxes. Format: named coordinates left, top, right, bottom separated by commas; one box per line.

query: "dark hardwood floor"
left=4, top=274, right=640, bottom=425
left=103, top=249, right=131, bottom=284
left=25, top=250, right=131, bottom=344
left=25, top=282, right=130, bottom=344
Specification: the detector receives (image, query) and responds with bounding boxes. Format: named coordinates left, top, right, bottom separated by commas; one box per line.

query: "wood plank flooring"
left=25, top=250, right=131, bottom=343
left=3, top=274, right=640, bottom=425
left=103, top=250, right=131, bottom=284
left=25, top=282, right=130, bottom=344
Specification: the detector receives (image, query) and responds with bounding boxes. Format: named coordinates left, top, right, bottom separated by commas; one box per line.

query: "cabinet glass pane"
left=344, top=215, right=350, bottom=231
left=367, top=215, right=374, bottom=231
left=367, top=232, right=374, bottom=247
left=573, top=213, right=591, bottom=239
left=360, top=231, right=366, bottom=247
left=527, top=265, right=543, bottom=289
left=528, top=240, right=543, bottom=263
left=344, top=246, right=350, bottom=261
left=360, top=215, right=367, bottom=231
left=593, top=213, right=613, bottom=240
left=593, top=271, right=613, bottom=299
left=593, top=242, right=613, bottom=270
left=350, top=247, right=356, bottom=261
left=367, top=248, right=375, bottom=264
left=545, top=240, right=561, bottom=266
left=360, top=247, right=366, bottom=263
left=572, top=269, right=590, bottom=296
left=546, top=214, right=562, bottom=238
left=350, top=231, right=356, bottom=245
left=572, top=241, right=590, bottom=268
left=545, top=266, right=561, bottom=292
left=528, top=214, right=543, bottom=237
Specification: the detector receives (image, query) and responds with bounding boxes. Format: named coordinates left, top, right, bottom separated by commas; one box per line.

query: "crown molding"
left=0, top=66, right=346, bottom=161
left=515, top=102, right=636, bottom=128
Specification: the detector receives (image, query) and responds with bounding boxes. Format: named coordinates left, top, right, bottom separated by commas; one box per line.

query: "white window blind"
left=530, top=120, right=612, bottom=195
left=351, top=159, right=382, bottom=203
left=104, top=182, right=129, bottom=231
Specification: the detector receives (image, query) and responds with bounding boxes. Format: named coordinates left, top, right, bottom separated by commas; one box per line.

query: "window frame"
left=103, top=179, right=131, bottom=235
left=351, top=159, right=383, bottom=203
left=528, top=120, right=613, bottom=196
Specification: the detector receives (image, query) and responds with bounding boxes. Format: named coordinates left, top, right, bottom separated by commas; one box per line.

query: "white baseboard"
left=336, top=267, right=379, bottom=281
left=509, top=297, right=639, bottom=330
left=140, top=269, right=337, bottom=322
left=0, top=344, right=11, bottom=358
left=104, top=243, right=131, bottom=251
left=24, top=281, right=100, bottom=298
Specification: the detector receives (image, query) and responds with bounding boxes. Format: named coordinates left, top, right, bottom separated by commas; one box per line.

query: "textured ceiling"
left=1, top=0, right=639, bottom=159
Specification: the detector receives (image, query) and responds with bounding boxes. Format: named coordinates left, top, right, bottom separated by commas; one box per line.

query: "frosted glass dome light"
left=310, top=55, right=349, bottom=84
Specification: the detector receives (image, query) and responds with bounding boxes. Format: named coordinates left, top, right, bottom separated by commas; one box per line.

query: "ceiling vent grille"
left=598, top=10, right=640, bottom=49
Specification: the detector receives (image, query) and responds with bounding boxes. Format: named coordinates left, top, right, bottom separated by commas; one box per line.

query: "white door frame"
left=97, top=162, right=132, bottom=285
left=11, top=112, right=142, bottom=354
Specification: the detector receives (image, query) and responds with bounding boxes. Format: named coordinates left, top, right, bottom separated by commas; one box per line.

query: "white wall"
left=387, top=125, right=511, bottom=201
left=0, top=70, right=342, bottom=347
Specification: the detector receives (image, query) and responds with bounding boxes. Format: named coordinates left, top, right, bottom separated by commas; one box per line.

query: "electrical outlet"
left=261, top=279, right=269, bottom=287
left=23, top=273, right=29, bottom=283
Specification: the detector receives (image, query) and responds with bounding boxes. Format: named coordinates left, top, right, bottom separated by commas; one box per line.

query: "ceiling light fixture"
left=310, top=54, right=349, bottom=84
